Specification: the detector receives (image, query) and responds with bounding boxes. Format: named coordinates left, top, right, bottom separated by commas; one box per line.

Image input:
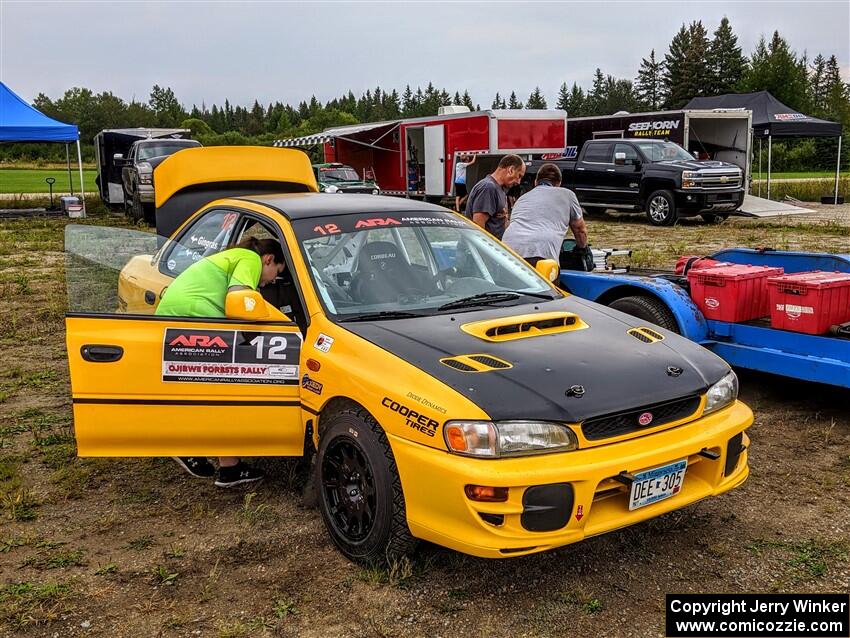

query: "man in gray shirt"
left=502, top=162, right=591, bottom=269
left=465, top=154, right=526, bottom=240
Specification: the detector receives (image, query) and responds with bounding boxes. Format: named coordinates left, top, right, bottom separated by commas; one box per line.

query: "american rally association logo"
left=638, top=412, right=654, bottom=426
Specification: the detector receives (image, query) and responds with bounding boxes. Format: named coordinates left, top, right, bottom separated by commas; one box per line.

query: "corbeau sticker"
left=314, top=333, right=334, bottom=353
left=162, top=328, right=301, bottom=385
left=301, top=374, right=323, bottom=395
left=382, top=397, right=439, bottom=438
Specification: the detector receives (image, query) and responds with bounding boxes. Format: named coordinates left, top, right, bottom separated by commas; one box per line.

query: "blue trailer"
left=559, top=247, right=850, bottom=389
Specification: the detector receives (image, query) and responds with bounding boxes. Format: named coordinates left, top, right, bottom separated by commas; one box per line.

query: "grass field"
left=0, top=207, right=848, bottom=636
left=752, top=171, right=844, bottom=180
left=0, top=169, right=98, bottom=194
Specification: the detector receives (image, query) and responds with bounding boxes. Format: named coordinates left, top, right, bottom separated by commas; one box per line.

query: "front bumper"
left=391, top=400, right=752, bottom=558
left=674, top=188, right=744, bottom=215
left=137, top=184, right=155, bottom=203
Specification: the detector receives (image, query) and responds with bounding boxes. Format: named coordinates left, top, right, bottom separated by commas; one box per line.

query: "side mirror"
left=693, top=151, right=699, bottom=159
left=534, top=258, right=560, bottom=283
left=614, top=152, right=626, bottom=166
left=113, top=153, right=125, bottom=165
left=224, top=289, right=288, bottom=322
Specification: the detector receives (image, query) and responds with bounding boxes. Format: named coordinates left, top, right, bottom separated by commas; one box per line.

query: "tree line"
left=4, top=18, right=848, bottom=171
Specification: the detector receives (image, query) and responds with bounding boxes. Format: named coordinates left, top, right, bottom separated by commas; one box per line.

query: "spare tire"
left=609, top=295, right=679, bottom=333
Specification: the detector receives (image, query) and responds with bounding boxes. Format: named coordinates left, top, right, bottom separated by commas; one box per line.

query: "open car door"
left=65, top=224, right=305, bottom=457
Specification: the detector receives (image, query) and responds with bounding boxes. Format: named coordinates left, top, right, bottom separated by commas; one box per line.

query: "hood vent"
left=462, top=311, right=588, bottom=342
left=627, top=327, right=664, bottom=343
left=440, top=354, right=513, bottom=373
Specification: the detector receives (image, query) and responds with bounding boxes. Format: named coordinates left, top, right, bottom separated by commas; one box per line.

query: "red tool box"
left=767, top=271, right=850, bottom=334
left=688, top=264, right=784, bottom=322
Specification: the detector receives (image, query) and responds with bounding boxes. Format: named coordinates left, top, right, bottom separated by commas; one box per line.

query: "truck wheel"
left=131, top=191, right=146, bottom=223
left=645, top=190, right=677, bottom=226
left=701, top=213, right=729, bottom=224
left=317, top=407, right=416, bottom=565
left=142, top=203, right=156, bottom=226
left=609, top=295, right=679, bottom=333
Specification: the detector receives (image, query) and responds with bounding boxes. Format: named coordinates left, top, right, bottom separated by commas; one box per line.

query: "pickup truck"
left=116, top=138, right=202, bottom=223
left=525, top=139, right=745, bottom=226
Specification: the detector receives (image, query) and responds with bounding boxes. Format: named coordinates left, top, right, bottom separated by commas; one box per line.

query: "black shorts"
left=454, top=182, right=467, bottom=197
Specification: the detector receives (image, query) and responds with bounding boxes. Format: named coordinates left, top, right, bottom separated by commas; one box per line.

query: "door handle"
left=81, top=344, right=124, bottom=363
left=577, top=167, right=585, bottom=171
left=606, top=168, right=615, bottom=172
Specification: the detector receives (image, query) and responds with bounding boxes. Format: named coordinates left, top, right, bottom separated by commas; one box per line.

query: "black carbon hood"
left=344, top=296, right=730, bottom=422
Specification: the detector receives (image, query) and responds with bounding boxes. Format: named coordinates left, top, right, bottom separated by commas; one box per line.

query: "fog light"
left=465, top=485, right=508, bottom=502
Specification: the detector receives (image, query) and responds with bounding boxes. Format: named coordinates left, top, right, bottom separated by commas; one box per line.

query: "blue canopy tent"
left=0, top=82, right=85, bottom=213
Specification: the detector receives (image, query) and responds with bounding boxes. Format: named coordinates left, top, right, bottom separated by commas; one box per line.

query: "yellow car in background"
left=65, top=147, right=752, bottom=563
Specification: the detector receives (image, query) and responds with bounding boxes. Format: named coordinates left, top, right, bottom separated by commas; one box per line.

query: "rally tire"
left=609, top=295, right=679, bottom=333
left=316, top=407, right=416, bottom=564
left=645, top=189, right=677, bottom=226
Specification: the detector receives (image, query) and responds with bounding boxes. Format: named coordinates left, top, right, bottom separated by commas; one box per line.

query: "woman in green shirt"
left=158, top=237, right=286, bottom=487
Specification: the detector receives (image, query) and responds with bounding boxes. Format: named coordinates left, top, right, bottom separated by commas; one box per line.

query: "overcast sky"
left=1, top=1, right=848, bottom=110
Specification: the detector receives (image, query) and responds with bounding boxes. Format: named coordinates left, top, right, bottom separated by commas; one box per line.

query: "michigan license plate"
left=628, top=459, right=687, bottom=510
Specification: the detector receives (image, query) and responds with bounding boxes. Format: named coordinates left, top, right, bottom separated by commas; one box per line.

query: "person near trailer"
left=156, top=236, right=287, bottom=488
left=464, top=154, right=526, bottom=240
left=501, top=162, right=593, bottom=271
left=453, top=153, right=476, bottom=212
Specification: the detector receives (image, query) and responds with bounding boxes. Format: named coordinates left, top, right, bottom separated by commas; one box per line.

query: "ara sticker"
left=301, top=374, right=323, bottom=395
left=314, top=333, right=334, bottom=353
left=575, top=504, right=584, bottom=521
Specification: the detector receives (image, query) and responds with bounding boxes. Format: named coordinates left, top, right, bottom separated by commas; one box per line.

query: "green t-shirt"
left=156, top=248, right=262, bottom=318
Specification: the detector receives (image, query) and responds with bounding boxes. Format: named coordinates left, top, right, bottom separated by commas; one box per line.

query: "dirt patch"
left=1, top=214, right=848, bottom=637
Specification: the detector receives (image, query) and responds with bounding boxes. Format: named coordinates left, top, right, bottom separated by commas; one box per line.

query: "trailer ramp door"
left=735, top=195, right=813, bottom=218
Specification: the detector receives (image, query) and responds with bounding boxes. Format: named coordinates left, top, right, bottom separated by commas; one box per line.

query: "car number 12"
left=250, top=335, right=288, bottom=360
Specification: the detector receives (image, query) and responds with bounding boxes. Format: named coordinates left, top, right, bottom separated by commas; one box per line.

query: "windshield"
left=138, top=141, right=199, bottom=160
left=319, top=167, right=362, bottom=182
left=293, top=211, right=558, bottom=320
left=634, top=141, right=694, bottom=162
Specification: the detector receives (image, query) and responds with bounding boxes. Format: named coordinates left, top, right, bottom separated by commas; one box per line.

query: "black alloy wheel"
left=322, top=436, right=377, bottom=543
left=316, top=407, right=416, bottom=564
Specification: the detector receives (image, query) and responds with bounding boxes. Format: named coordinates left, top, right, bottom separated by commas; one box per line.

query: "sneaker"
left=214, top=462, right=265, bottom=488
left=172, top=456, right=216, bottom=479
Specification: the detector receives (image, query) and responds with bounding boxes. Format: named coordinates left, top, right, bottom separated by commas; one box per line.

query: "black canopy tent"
left=686, top=91, right=843, bottom=203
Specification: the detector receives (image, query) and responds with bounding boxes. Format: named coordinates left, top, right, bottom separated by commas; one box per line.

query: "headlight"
left=703, top=371, right=738, bottom=415
left=681, top=170, right=700, bottom=189
left=138, top=162, right=153, bottom=184
left=325, top=185, right=340, bottom=193
left=444, top=420, right=578, bottom=458
left=371, top=189, right=379, bottom=195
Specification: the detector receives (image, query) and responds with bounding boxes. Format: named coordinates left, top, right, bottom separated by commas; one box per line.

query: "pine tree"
left=707, top=17, right=745, bottom=94
left=809, top=54, right=828, bottom=113
left=635, top=49, right=665, bottom=110
left=401, top=85, right=415, bottom=116
left=741, top=31, right=810, bottom=111
left=556, top=83, right=569, bottom=111
left=461, top=90, right=475, bottom=110
left=491, top=92, right=506, bottom=109
left=587, top=68, right=606, bottom=114
left=663, top=25, right=691, bottom=108
left=526, top=87, right=547, bottom=109
left=567, top=83, right=586, bottom=117
left=453, top=91, right=462, bottom=105
left=507, top=91, right=523, bottom=109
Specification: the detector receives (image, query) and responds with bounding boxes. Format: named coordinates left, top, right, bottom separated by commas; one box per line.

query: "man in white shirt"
left=502, top=162, right=591, bottom=270
left=453, top=153, right=476, bottom=212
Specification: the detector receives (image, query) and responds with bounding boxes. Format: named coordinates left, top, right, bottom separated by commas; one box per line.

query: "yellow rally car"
left=65, top=147, right=752, bottom=563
